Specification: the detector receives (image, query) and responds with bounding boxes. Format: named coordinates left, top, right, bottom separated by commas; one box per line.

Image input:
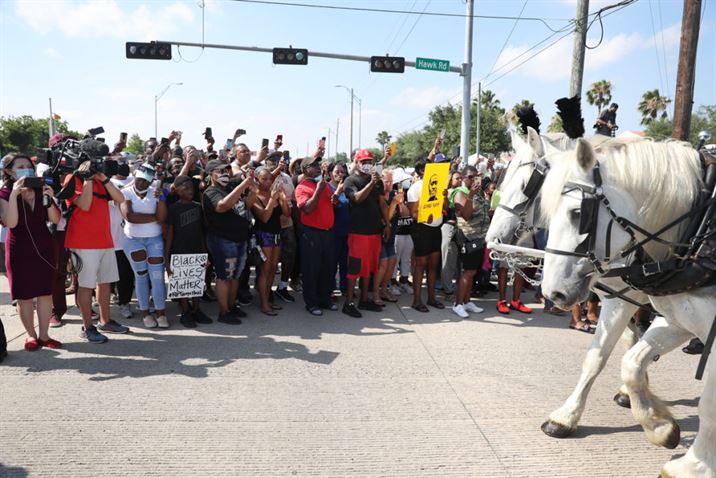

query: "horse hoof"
left=540, top=419, right=575, bottom=438
left=663, top=422, right=681, bottom=450
left=613, top=392, right=631, bottom=409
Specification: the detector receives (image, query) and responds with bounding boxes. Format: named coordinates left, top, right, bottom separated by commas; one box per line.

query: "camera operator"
left=64, top=157, right=129, bottom=343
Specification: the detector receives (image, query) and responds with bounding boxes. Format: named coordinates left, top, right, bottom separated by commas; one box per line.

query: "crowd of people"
left=0, top=127, right=573, bottom=358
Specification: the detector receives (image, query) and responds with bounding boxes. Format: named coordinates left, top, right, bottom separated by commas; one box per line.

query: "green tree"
left=375, top=131, right=391, bottom=150
left=0, top=115, right=80, bottom=157
left=511, top=99, right=533, bottom=116
left=547, top=114, right=565, bottom=133
left=586, top=80, right=613, bottom=116
left=637, top=89, right=671, bottom=125
left=644, top=104, right=716, bottom=147
left=125, top=133, right=144, bottom=155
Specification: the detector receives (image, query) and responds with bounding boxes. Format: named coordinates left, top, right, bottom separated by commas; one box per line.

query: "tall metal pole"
left=672, top=0, right=702, bottom=141
left=475, top=82, right=482, bottom=161
left=349, top=87, right=354, bottom=157
left=358, top=98, right=362, bottom=149
left=327, top=127, right=332, bottom=159
left=154, top=95, right=158, bottom=138
left=336, top=118, right=340, bottom=159
left=48, top=97, right=56, bottom=137
left=569, top=0, right=590, bottom=98
left=460, top=0, right=474, bottom=165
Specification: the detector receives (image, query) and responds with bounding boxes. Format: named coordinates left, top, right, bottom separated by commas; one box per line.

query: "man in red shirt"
left=295, top=156, right=338, bottom=316
left=64, top=159, right=128, bottom=343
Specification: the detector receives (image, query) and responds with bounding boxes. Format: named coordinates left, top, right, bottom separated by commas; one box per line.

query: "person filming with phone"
left=0, top=153, right=62, bottom=352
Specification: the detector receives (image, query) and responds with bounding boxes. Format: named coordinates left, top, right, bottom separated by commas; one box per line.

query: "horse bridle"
left=496, top=156, right=550, bottom=238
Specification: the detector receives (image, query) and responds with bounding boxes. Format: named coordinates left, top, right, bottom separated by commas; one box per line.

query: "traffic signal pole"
left=460, top=0, right=474, bottom=166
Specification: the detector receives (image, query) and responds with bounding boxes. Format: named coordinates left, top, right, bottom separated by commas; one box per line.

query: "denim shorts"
left=380, top=239, right=397, bottom=260
left=207, top=233, right=246, bottom=280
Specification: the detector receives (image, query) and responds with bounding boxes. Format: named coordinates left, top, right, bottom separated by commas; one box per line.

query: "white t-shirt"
left=110, top=178, right=131, bottom=250
left=121, top=185, right=162, bottom=238
left=407, top=179, right=442, bottom=227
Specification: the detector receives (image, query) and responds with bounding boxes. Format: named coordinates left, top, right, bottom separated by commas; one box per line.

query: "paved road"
left=0, top=282, right=703, bottom=477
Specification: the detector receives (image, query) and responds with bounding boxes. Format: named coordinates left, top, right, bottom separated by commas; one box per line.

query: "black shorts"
left=460, top=246, right=485, bottom=271
left=411, top=223, right=441, bottom=257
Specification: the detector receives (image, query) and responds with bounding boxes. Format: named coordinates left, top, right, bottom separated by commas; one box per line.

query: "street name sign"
left=416, top=57, right=450, bottom=72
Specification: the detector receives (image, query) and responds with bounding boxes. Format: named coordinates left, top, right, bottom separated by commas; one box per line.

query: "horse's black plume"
left=555, top=96, right=585, bottom=139
left=516, top=105, right=540, bottom=135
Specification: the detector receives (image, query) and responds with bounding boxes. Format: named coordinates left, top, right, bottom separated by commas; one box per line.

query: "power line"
left=486, top=0, right=530, bottom=78
left=385, top=0, right=418, bottom=54
left=656, top=0, right=670, bottom=98
left=647, top=0, right=668, bottom=96
left=394, top=0, right=432, bottom=55
left=227, top=0, right=571, bottom=32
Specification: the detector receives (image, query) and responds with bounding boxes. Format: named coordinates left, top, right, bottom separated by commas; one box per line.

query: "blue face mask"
left=15, top=168, right=34, bottom=179
left=313, top=174, right=323, bottom=182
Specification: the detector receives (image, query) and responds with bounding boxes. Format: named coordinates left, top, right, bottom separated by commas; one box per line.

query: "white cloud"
left=45, top=47, right=63, bottom=60
left=15, top=0, right=195, bottom=40
left=390, top=86, right=462, bottom=109
left=584, top=31, right=643, bottom=70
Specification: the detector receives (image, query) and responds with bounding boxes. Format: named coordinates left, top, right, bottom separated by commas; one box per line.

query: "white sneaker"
left=452, top=303, right=469, bottom=318
left=389, top=285, right=402, bottom=297
left=464, top=302, right=484, bottom=314
left=143, top=315, right=158, bottom=328
left=119, top=304, right=133, bottom=319
left=156, top=315, right=169, bottom=328
left=400, top=283, right=413, bottom=294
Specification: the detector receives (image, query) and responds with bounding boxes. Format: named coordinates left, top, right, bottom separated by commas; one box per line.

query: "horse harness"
left=544, top=151, right=716, bottom=380
left=496, top=156, right=550, bottom=238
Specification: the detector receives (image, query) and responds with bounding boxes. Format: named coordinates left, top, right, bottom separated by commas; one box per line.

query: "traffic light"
left=273, top=47, right=308, bottom=65
left=126, top=41, right=172, bottom=60
left=370, top=56, right=405, bottom=73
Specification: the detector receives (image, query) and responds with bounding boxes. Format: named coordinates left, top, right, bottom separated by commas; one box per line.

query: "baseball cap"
left=354, top=149, right=374, bottom=162
left=434, top=153, right=448, bottom=163
left=135, top=162, right=156, bottom=182
left=300, top=156, right=320, bottom=170
left=205, top=159, right=230, bottom=174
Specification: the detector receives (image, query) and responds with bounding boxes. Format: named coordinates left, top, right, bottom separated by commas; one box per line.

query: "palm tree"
left=586, top=80, right=613, bottom=115
left=638, top=89, right=671, bottom=125
left=547, top=115, right=564, bottom=133
left=375, top=130, right=391, bottom=150
left=511, top=99, right=533, bottom=117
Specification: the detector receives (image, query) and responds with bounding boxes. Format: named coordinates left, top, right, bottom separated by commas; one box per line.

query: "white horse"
left=540, top=137, right=715, bottom=478
left=487, top=128, right=650, bottom=438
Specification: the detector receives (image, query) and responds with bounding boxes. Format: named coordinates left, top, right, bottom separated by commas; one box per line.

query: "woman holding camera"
left=0, top=153, right=61, bottom=351
left=120, top=162, right=168, bottom=328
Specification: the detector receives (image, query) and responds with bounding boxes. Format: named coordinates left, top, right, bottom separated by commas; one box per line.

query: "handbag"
left=456, top=228, right=485, bottom=254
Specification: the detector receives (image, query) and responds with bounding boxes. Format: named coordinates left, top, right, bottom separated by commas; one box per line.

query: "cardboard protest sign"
left=417, top=162, right=450, bottom=223
left=167, top=253, right=208, bottom=299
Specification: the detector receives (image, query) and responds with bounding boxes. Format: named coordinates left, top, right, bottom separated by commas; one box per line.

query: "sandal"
left=262, top=309, right=277, bottom=316
left=427, top=300, right=445, bottom=310
left=374, top=299, right=386, bottom=307
left=271, top=304, right=282, bottom=310
left=544, top=306, right=566, bottom=316
left=582, top=318, right=598, bottom=328
left=569, top=323, right=595, bottom=334
left=380, top=295, right=398, bottom=303
left=411, top=303, right=429, bottom=313
left=38, top=338, right=62, bottom=349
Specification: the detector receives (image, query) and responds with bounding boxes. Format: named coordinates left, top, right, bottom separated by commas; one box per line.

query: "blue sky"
left=1, top=0, right=714, bottom=157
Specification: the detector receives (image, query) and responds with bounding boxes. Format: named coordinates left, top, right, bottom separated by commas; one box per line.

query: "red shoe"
left=497, top=300, right=510, bottom=314
left=510, top=300, right=533, bottom=313
left=24, top=338, right=40, bottom=351
left=38, top=338, right=62, bottom=349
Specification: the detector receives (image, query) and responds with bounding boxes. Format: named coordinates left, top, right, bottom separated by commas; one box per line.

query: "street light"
left=154, top=82, right=183, bottom=138
left=335, top=85, right=362, bottom=158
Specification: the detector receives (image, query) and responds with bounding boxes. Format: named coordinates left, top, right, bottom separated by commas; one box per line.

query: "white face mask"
left=216, top=174, right=230, bottom=187
left=134, top=185, right=148, bottom=195
left=359, top=163, right=374, bottom=175
left=313, top=174, right=323, bottom=182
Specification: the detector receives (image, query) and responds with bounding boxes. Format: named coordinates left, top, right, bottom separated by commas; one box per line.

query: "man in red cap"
left=340, top=149, right=390, bottom=317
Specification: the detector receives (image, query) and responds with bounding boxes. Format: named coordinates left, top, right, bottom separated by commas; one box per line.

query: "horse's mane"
left=541, top=136, right=702, bottom=251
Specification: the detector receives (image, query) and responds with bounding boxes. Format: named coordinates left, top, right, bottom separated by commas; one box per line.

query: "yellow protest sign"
left=417, top=162, right=450, bottom=223
left=390, top=142, right=397, bottom=157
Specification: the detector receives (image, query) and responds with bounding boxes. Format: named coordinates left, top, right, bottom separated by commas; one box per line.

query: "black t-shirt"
left=343, top=173, right=384, bottom=235
left=202, top=185, right=250, bottom=243
left=166, top=201, right=205, bottom=254
left=596, top=108, right=616, bottom=136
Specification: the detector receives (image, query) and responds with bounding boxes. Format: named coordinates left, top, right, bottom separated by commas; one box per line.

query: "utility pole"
left=358, top=98, right=362, bottom=149
left=336, top=118, right=340, bottom=160
left=569, top=0, right=590, bottom=98
left=349, top=87, right=354, bottom=158
left=327, top=127, right=332, bottom=159
left=460, top=0, right=474, bottom=165
left=475, top=82, right=481, bottom=161
left=672, top=0, right=702, bottom=141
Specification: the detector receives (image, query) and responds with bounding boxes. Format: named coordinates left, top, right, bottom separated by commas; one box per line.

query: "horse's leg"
left=659, top=335, right=716, bottom=478
left=541, top=298, right=637, bottom=438
left=612, top=318, right=642, bottom=408
left=621, top=316, right=692, bottom=449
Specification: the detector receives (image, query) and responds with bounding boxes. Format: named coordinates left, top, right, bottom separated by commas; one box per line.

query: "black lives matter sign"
left=167, top=254, right=208, bottom=299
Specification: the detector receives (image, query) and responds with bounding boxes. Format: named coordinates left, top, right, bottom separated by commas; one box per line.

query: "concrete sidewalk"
left=0, top=284, right=703, bottom=477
